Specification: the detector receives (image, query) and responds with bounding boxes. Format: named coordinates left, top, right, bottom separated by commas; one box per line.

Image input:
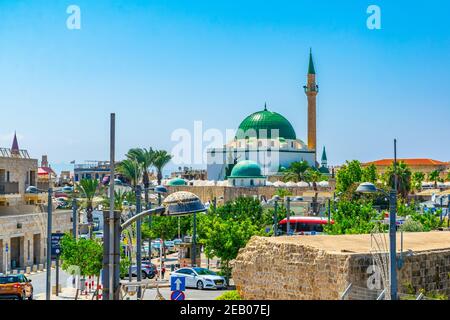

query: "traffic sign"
left=51, top=233, right=65, bottom=258
left=170, top=290, right=185, bottom=301
left=5, top=243, right=8, bottom=253
left=170, top=276, right=186, bottom=291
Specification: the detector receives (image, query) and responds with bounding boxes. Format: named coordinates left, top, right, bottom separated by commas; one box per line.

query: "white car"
left=170, top=267, right=226, bottom=290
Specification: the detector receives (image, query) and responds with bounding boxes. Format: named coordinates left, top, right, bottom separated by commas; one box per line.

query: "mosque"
left=205, top=50, right=329, bottom=186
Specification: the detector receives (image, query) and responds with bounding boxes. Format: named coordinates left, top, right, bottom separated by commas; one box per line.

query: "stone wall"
left=232, top=234, right=450, bottom=300
left=166, top=185, right=333, bottom=203
left=0, top=157, right=38, bottom=194
left=0, top=210, right=72, bottom=272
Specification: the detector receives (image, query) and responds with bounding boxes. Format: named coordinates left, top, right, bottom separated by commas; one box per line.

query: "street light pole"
left=72, top=198, right=77, bottom=239
left=46, top=187, right=53, bottom=300
left=273, top=200, right=278, bottom=236
left=192, top=212, right=197, bottom=267
left=389, top=139, right=398, bottom=300
left=285, top=197, right=291, bottom=235
left=135, top=185, right=142, bottom=299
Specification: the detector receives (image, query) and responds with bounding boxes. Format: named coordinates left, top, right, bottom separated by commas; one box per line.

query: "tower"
left=303, top=49, right=319, bottom=163
left=11, top=131, right=20, bottom=156
left=321, top=146, right=327, bottom=168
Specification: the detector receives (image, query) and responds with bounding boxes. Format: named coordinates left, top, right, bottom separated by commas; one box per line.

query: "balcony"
left=0, top=182, right=19, bottom=194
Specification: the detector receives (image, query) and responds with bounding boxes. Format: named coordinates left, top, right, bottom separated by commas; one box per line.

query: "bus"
left=278, top=216, right=334, bottom=235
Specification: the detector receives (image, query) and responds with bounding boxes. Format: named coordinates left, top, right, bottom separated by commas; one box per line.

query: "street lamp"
left=162, top=191, right=207, bottom=268
left=102, top=191, right=206, bottom=300
left=356, top=181, right=398, bottom=300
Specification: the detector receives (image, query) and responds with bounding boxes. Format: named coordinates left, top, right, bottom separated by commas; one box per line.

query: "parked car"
left=25, top=186, right=38, bottom=194
left=0, top=274, right=33, bottom=300
left=170, top=267, right=226, bottom=290
left=173, top=238, right=182, bottom=246
left=62, top=186, right=74, bottom=193
left=128, top=263, right=158, bottom=279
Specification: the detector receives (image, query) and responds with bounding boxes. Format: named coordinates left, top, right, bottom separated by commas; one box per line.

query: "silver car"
left=171, top=267, right=226, bottom=290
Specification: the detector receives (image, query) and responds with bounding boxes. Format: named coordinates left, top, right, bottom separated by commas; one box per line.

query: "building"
left=0, top=133, right=37, bottom=197
left=206, top=50, right=323, bottom=181
left=363, top=158, right=449, bottom=177
left=170, top=167, right=207, bottom=181
left=0, top=133, right=71, bottom=272
left=227, top=160, right=267, bottom=187
left=74, top=161, right=112, bottom=182
left=37, top=155, right=56, bottom=190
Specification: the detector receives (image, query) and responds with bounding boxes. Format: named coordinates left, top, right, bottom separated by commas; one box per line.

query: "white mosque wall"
left=206, top=148, right=316, bottom=181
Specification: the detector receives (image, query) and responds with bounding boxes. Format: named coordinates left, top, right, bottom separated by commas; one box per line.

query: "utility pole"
left=46, top=188, right=52, bottom=300
left=136, top=185, right=142, bottom=299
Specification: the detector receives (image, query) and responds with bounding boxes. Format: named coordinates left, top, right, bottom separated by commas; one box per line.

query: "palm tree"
left=428, top=170, right=441, bottom=189
left=411, top=172, right=425, bottom=193
left=305, top=168, right=323, bottom=215
left=76, top=178, right=100, bottom=236
left=282, top=161, right=310, bottom=182
left=153, top=150, right=172, bottom=185
left=384, top=161, right=412, bottom=199
left=126, top=148, right=155, bottom=206
left=117, top=159, right=142, bottom=188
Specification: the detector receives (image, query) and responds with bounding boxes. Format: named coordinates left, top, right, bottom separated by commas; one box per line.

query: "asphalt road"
left=29, top=269, right=71, bottom=297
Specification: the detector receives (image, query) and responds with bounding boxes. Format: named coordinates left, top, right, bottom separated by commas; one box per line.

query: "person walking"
left=161, top=264, right=166, bottom=280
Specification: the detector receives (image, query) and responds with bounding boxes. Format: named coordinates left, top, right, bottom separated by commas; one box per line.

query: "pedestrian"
left=161, top=264, right=166, bottom=279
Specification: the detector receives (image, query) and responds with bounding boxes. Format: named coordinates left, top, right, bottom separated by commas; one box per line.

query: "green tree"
left=197, top=197, right=269, bottom=281
left=383, top=161, right=412, bottom=199
left=153, top=150, right=172, bottom=185
left=362, top=164, right=378, bottom=183
left=142, top=215, right=177, bottom=258
left=411, top=172, right=425, bottom=193
left=117, top=159, right=142, bottom=188
left=60, top=235, right=103, bottom=277
left=428, top=170, right=441, bottom=189
left=282, top=161, right=310, bottom=182
left=335, top=160, right=363, bottom=194
left=76, top=178, right=100, bottom=227
left=126, top=148, right=155, bottom=205
left=323, top=200, right=383, bottom=235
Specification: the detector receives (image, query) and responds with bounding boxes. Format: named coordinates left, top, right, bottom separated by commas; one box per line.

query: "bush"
left=215, top=290, right=243, bottom=300
left=400, top=219, right=424, bottom=232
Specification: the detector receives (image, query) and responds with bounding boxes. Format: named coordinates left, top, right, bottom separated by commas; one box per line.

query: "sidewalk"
left=35, top=279, right=171, bottom=300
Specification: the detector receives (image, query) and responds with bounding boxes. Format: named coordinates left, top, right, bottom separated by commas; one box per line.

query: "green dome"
left=167, top=178, right=187, bottom=186
left=229, top=160, right=264, bottom=178
left=236, top=107, right=296, bottom=140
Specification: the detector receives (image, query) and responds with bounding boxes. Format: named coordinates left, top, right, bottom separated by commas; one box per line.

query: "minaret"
left=303, top=49, right=319, bottom=163
left=321, top=146, right=327, bottom=168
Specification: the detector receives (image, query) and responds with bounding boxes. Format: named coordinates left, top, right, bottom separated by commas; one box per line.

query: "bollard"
left=32, top=265, right=38, bottom=272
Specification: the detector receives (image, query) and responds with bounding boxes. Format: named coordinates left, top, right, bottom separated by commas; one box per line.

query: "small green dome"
left=236, top=107, right=296, bottom=140
left=229, top=160, right=264, bottom=178
left=167, top=178, right=187, bottom=186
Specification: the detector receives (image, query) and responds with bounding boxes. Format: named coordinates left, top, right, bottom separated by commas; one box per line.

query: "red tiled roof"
left=38, top=167, right=56, bottom=175
left=365, top=158, right=448, bottom=166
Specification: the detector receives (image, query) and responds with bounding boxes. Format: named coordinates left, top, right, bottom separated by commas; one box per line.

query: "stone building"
left=232, top=233, right=450, bottom=300
left=0, top=134, right=72, bottom=273
left=363, top=158, right=449, bottom=177
left=0, top=133, right=37, bottom=197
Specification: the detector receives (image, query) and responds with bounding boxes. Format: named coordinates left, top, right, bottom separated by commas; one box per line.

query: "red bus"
left=278, top=216, right=334, bottom=235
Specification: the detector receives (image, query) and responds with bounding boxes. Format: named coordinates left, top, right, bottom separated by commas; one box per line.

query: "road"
left=29, top=269, right=229, bottom=300
left=28, top=269, right=71, bottom=296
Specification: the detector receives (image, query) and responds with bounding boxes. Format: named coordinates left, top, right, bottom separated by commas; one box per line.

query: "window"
left=6, top=171, right=10, bottom=182
left=271, top=141, right=275, bottom=147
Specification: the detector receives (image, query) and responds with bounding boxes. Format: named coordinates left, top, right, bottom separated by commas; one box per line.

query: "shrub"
left=215, top=290, right=243, bottom=300
left=400, top=219, right=424, bottom=232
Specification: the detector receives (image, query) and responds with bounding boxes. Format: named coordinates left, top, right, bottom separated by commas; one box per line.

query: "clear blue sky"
left=1, top=0, right=449, bottom=174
